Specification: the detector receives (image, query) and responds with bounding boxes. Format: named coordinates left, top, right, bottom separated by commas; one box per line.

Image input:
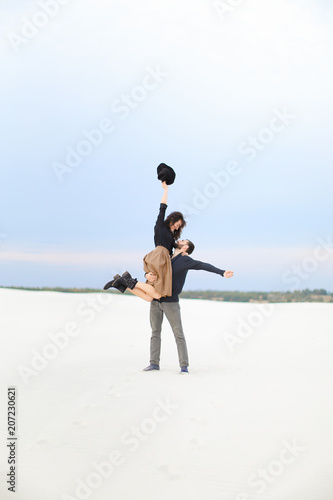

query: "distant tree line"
left=1, top=286, right=332, bottom=302
left=179, top=288, right=333, bottom=302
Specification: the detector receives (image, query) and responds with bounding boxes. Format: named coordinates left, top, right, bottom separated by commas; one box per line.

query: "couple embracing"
left=104, top=165, right=234, bottom=374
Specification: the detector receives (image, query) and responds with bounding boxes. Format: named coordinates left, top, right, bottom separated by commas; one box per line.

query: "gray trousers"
left=149, top=300, right=189, bottom=368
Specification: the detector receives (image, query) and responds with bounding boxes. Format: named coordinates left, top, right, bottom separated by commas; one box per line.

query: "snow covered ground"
left=1, top=288, right=333, bottom=500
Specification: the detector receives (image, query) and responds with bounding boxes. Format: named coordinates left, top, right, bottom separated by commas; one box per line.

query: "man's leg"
left=161, top=302, right=189, bottom=368
left=149, top=300, right=164, bottom=366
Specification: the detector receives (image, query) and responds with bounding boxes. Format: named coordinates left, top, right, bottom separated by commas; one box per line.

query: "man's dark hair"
left=164, top=211, right=186, bottom=240
left=186, top=240, right=195, bottom=255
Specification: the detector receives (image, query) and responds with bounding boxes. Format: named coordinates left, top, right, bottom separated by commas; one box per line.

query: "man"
left=142, top=239, right=234, bottom=374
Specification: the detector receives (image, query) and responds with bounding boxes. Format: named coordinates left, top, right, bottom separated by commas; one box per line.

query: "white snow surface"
left=0, top=289, right=333, bottom=500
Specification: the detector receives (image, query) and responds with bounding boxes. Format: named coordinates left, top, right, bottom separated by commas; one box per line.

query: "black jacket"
left=154, top=203, right=176, bottom=256
left=159, top=253, right=226, bottom=303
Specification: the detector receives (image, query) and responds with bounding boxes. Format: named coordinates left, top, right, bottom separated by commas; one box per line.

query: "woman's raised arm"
left=161, top=181, right=169, bottom=205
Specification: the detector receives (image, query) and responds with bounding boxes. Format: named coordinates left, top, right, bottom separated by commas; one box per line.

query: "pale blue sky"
left=0, top=0, right=332, bottom=291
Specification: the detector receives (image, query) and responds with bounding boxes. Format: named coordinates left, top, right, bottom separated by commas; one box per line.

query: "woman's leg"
left=134, top=281, right=162, bottom=300
left=128, top=288, right=154, bottom=302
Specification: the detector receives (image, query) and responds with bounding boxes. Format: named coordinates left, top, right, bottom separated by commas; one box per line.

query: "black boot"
left=103, top=274, right=127, bottom=293
left=122, top=271, right=138, bottom=290
left=112, top=275, right=128, bottom=293
left=103, top=274, right=119, bottom=290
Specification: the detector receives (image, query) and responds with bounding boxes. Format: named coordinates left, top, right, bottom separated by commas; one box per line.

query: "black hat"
left=157, top=163, right=176, bottom=185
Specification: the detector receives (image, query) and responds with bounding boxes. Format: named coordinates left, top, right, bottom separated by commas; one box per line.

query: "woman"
left=103, top=181, right=186, bottom=301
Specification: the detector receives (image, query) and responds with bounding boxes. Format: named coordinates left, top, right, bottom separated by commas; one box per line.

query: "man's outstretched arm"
left=185, top=257, right=234, bottom=278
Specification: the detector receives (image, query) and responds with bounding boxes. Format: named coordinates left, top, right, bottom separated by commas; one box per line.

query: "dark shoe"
left=143, top=364, right=160, bottom=371
left=180, top=366, right=189, bottom=374
left=122, top=271, right=138, bottom=290
left=103, top=274, right=121, bottom=291
left=103, top=274, right=127, bottom=293
left=111, top=275, right=128, bottom=293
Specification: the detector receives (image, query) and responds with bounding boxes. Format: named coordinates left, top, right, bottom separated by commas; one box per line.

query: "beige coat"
left=143, top=246, right=172, bottom=297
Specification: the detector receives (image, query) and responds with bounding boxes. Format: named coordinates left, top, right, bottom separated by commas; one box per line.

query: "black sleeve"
left=155, top=203, right=167, bottom=227
left=184, top=256, right=225, bottom=276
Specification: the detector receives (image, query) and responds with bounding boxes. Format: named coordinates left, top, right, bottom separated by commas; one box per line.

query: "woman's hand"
left=146, top=272, right=157, bottom=283
left=162, top=181, right=168, bottom=190
left=223, top=270, right=234, bottom=278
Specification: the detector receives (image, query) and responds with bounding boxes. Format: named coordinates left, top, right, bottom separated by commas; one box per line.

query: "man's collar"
left=172, top=252, right=185, bottom=262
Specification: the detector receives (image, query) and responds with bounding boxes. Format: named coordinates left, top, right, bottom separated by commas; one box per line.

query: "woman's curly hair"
left=164, top=211, right=186, bottom=240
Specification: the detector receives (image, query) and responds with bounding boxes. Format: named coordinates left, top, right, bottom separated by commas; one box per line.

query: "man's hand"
left=223, top=270, right=234, bottom=278
left=146, top=272, right=157, bottom=283
left=162, top=181, right=168, bottom=190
